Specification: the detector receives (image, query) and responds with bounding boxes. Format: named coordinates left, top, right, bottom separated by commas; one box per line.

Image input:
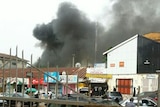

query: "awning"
left=6, top=77, right=29, bottom=85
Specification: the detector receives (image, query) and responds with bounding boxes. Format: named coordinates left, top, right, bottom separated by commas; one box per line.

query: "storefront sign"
left=94, top=63, right=106, bottom=68
left=85, top=73, right=112, bottom=79
left=32, top=78, right=47, bottom=85
left=6, top=77, right=29, bottom=84
left=44, top=71, right=60, bottom=83
left=86, top=68, right=107, bottom=74
left=60, top=75, right=77, bottom=83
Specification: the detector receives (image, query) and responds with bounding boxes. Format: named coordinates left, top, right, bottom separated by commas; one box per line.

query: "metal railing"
left=0, top=48, right=120, bottom=107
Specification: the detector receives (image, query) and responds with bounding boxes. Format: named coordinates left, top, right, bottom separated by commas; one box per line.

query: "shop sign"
left=86, top=68, right=107, bottom=74
left=89, top=78, right=106, bottom=83
left=6, top=77, right=28, bottom=84
left=94, top=63, right=106, bottom=68
left=44, top=71, right=60, bottom=83
left=85, top=73, right=112, bottom=79
left=32, top=78, right=47, bottom=85
left=60, top=75, right=77, bottom=83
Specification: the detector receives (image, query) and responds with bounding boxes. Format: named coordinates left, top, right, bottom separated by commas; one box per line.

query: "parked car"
left=5, top=92, right=33, bottom=107
left=0, top=93, right=8, bottom=106
left=102, top=91, right=123, bottom=102
left=119, top=97, right=157, bottom=107
left=48, top=96, right=121, bottom=107
left=136, top=91, right=158, bottom=100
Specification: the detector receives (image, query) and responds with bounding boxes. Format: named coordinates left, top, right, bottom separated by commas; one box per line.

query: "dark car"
left=6, top=92, right=33, bottom=107
left=102, top=91, right=123, bottom=102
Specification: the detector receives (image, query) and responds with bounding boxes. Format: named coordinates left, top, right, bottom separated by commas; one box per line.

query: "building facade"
left=103, top=34, right=160, bottom=96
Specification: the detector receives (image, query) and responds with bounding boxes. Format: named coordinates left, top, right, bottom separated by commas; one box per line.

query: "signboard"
left=89, top=78, right=106, bottom=83
left=60, top=75, right=77, bottom=83
left=94, top=63, right=106, bottom=68
left=86, top=68, right=112, bottom=79
left=44, top=71, right=60, bottom=83
left=32, top=78, right=47, bottom=85
left=6, top=77, right=29, bottom=84
left=85, top=73, right=112, bottom=79
left=86, top=68, right=107, bottom=74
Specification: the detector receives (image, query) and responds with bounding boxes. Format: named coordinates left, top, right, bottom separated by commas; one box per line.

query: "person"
left=113, top=87, right=116, bottom=91
left=133, top=87, right=136, bottom=97
left=48, top=90, right=52, bottom=99
left=98, top=87, right=102, bottom=96
left=125, top=97, right=135, bottom=107
left=90, top=88, right=93, bottom=96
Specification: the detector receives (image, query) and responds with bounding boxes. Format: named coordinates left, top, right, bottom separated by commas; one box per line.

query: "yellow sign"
left=85, top=73, right=112, bottom=79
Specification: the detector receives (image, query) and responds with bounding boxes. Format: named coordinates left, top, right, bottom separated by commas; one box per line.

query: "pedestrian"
left=133, top=87, right=136, bottom=97
left=98, top=87, right=102, bottom=96
left=48, top=90, right=52, bottom=99
left=125, top=97, right=135, bottom=107
left=113, top=87, right=116, bottom=91
left=90, top=88, right=93, bottom=97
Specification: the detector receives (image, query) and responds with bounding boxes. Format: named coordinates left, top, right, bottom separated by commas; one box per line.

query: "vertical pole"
left=137, top=86, right=140, bottom=107
left=55, top=66, right=58, bottom=98
left=29, top=54, right=33, bottom=96
left=72, top=54, right=75, bottom=67
left=9, top=48, right=11, bottom=96
left=2, top=57, right=5, bottom=94
left=22, top=50, right=24, bottom=96
left=158, top=73, right=160, bottom=106
left=15, top=46, right=18, bottom=93
left=47, top=62, right=49, bottom=99
left=66, top=71, right=68, bottom=99
left=94, top=22, right=98, bottom=64
left=76, top=73, right=79, bottom=101
left=38, top=58, right=40, bottom=92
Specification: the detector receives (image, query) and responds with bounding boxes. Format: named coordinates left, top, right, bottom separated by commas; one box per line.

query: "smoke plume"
left=33, top=0, right=160, bottom=67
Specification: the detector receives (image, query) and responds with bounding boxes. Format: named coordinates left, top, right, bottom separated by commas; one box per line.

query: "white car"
left=119, top=97, right=157, bottom=107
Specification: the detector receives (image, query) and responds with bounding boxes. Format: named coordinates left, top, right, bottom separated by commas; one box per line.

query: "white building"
left=103, top=34, right=160, bottom=96
left=0, top=53, right=28, bottom=69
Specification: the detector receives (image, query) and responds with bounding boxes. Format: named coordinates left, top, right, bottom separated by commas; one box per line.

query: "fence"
left=0, top=48, right=120, bottom=107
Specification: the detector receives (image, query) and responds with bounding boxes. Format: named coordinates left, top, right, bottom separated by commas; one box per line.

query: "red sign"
left=32, top=78, right=47, bottom=85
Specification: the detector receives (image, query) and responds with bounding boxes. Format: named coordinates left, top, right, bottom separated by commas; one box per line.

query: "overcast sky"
left=0, top=0, right=111, bottom=63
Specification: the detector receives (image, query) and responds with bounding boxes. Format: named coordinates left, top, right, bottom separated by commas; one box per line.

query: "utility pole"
left=72, top=54, right=75, bottom=67
left=94, top=22, right=98, bottom=64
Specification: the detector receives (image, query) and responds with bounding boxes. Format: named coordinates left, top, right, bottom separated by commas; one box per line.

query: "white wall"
left=108, top=74, right=158, bottom=93
left=107, top=37, right=137, bottom=74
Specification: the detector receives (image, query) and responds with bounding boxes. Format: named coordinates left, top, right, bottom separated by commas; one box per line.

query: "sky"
left=1, top=0, right=160, bottom=67
left=0, top=0, right=110, bottom=63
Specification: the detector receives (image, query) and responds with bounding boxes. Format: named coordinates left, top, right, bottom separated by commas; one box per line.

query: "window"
left=12, top=61, right=17, bottom=65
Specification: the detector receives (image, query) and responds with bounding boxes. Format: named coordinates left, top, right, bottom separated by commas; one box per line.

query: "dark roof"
left=0, top=67, right=87, bottom=78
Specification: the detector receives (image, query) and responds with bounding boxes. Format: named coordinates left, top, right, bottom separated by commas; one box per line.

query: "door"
left=116, top=79, right=132, bottom=94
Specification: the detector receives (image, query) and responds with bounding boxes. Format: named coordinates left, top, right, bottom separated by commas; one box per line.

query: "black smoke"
left=33, top=0, right=160, bottom=67
left=33, top=2, right=104, bottom=67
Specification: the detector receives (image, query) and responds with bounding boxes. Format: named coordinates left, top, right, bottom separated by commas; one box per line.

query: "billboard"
left=44, top=71, right=60, bottom=83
